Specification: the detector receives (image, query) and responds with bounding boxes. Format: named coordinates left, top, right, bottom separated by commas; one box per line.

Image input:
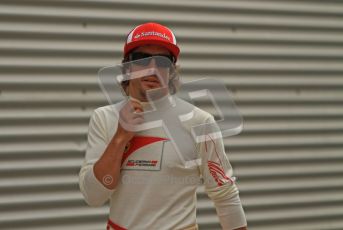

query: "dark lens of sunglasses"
left=135, top=58, right=151, bottom=66
left=130, top=52, right=174, bottom=66
left=130, top=52, right=150, bottom=61
left=155, top=58, right=172, bottom=68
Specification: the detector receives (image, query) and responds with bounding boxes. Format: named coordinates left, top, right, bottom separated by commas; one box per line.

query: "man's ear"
left=125, top=89, right=129, bottom=96
left=124, top=82, right=130, bottom=95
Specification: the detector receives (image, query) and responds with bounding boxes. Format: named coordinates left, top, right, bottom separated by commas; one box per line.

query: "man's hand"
left=117, top=99, right=144, bottom=142
left=93, top=99, right=144, bottom=190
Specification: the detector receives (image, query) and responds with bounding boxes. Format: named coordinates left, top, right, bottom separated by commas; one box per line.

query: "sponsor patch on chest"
left=121, top=135, right=168, bottom=171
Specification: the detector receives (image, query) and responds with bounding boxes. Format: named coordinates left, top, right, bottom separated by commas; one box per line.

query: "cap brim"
left=124, top=40, right=180, bottom=61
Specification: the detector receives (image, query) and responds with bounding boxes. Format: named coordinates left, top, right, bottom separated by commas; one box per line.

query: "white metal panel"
left=0, top=0, right=343, bottom=229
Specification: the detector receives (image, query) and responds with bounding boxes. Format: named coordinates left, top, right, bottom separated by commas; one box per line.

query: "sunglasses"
left=128, top=52, right=175, bottom=68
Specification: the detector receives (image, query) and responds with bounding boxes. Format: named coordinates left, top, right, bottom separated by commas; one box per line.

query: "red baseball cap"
left=124, top=22, right=180, bottom=61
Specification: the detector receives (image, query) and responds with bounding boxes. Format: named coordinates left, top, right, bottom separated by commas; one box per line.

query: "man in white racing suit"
left=79, top=22, right=248, bottom=230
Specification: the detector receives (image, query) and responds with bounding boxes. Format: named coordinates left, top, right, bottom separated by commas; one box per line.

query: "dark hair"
left=120, top=53, right=180, bottom=95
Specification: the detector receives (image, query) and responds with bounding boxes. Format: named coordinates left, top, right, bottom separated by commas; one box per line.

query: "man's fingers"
left=131, top=113, right=144, bottom=120
left=129, top=100, right=144, bottom=112
left=133, top=107, right=144, bottom=113
left=132, top=117, right=144, bottom=125
left=121, top=100, right=143, bottom=114
left=120, top=113, right=143, bottom=123
left=119, top=109, right=144, bottom=122
left=119, top=99, right=144, bottom=129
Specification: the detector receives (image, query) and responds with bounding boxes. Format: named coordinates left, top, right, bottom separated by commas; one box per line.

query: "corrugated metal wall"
left=1, top=0, right=343, bottom=229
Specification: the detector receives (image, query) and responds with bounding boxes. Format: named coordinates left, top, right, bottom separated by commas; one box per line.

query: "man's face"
left=126, top=45, right=173, bottom=102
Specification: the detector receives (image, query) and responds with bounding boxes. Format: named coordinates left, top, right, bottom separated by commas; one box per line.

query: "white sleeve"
left=198, top=116, right=247, bottom=230
left=79, top=109, right=116, bottom=207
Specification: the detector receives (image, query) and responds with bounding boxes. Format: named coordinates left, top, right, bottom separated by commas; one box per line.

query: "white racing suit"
left=79, top=96, right=247, bottom=230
